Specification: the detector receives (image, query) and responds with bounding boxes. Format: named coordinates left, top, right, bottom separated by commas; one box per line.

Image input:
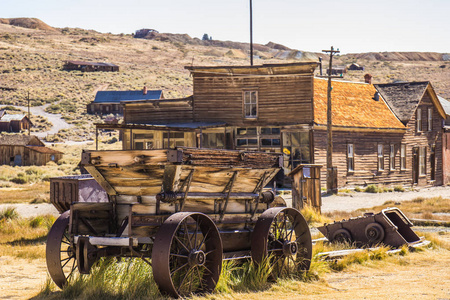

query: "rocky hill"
left=0, top=18, right=58, bottom=32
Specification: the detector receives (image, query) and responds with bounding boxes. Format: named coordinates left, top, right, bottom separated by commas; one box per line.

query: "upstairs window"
left=416, top=108, right=422, bottom=132
left=347, top=144, right=354, bottom=172
left=428, top=107, right=433, bottom=131
left=400, top=144, right=407, bottom=170
left=377, top=144, right=384, bottom=171
left=243, top=91, right=258, bottom=118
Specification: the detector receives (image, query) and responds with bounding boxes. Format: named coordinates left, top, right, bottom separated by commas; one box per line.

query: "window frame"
left=416, top=107, right=422, bottom=132
left=377, top=144, right=384, bottom=172
left=243, top=90, right=258, bottom=119
left=428, top=107, right=433, bottom=131
left=389, top=144, right=396, bottom=171
left=347, top=143, right=355, bottom=172
left=400, top=144, right=407, bottom=170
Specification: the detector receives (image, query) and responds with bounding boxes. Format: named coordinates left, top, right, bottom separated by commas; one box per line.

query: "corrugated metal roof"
left=438, top=96, right=450, bottom=116
left=314, top=78, right=405, bottom=129
left=0, top=114, right=27, bottom=122
left=93, top=90, right=163, bottom=103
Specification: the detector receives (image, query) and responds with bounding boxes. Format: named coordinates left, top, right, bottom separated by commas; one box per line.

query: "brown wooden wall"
left=313, top=90, right=445, bottom=188
left=443, top=132, right=450, bottom=185
left=0, top=145, right=62, bottom=166
left=191, top=75, right=314, bottom=126
left=124, top=99, right=193, bottom=124
left=313, top=129, right=406, bottom=188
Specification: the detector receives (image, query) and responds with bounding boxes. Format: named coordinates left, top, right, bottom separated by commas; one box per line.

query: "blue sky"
left=2, top=0, right=449, bottom=53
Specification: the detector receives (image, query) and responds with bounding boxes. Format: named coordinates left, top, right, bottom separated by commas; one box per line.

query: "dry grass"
left=0, top=213, right=54, bottom=259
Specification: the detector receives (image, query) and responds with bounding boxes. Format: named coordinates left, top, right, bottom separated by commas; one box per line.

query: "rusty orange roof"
left=314, top=78, right=405, bottom=129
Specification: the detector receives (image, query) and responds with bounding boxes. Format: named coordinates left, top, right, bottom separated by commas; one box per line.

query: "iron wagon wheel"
left=251, top=207, right=312, bottom=280
left=365, top=222, right=385, bottom=243
left=152, top=212, right=223, bottom=298
left=332, top=228, right=352, bottom=243
left=46, top=211, right=77, bottom=289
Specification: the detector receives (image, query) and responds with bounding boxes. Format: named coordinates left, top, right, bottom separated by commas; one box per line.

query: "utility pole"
left=321, top=46, right=340, bottom=194
left=249, top=0, right=253, bottom=66
left=27, top=91, right=31, bottom=136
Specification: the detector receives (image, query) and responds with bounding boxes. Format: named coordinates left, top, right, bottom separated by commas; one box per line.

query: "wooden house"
left=96, top=62, right=448, bottom=188
left=0, top=112, right=33, bottom=133
left=437, top=95, right=450, bottom=185
left=375, top=82, right=446, bottom=186
left=63, top=61, right=119, bottom=72
left=87, top=88, right=164, bottom=115
left=0, top=135, right=63, bottom=166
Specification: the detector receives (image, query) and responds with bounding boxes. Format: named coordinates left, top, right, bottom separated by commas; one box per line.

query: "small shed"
left=0, top=113, right=33, bottom=133
left=288, top=164, right=323, bottom=212
left=0, top=134, right=63, bottom=166
left=63, top=61, right=119, bottom=72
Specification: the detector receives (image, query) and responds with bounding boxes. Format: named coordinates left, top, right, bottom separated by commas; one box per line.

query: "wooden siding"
left=313, top=90, right=445, bottom=188
left=443, top=132, right=450, bottom=185
left=0, top=145, right=62, bottom=166
left=124, top=99, right=193, bottom=124
left=192, top=75, right=314, bottom=126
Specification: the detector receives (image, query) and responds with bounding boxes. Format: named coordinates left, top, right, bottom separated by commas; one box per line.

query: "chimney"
left=143, top=86, right=148, bottom=95
left=364, top=74, right=372, bottom=84
left=373, top=92, right=380, bottom=101
left=319, top=57, right=323, bottom=76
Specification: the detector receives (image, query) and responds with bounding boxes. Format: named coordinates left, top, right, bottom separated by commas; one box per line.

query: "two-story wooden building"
left=96, top=62, right=448, bottom=188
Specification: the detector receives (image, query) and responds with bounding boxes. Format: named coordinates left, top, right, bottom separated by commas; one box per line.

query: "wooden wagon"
left=46, top=148, right=312, bottom=297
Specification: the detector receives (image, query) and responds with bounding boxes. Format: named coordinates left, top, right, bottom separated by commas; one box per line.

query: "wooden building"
left=63, top=61, right=119, bottom=72
left=347, top=63, right=364, bottom=71
left=0, top=135, right=63, bottom=166
left=96, top=62, right=448, bottom=188
left=438, top=96, right=450, bottom=185
left=0, top=112, right=33, bottom=133
left=87, top=88, right=164, bottom=115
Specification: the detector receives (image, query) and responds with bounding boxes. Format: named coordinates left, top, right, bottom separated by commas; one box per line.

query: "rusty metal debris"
left=318, top=207, right=421, bottom=248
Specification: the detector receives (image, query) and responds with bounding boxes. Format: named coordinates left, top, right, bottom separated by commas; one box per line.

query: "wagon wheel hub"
left=282, top=241, right=298, bottom=257
left=189, top=250, right=206, bottom=267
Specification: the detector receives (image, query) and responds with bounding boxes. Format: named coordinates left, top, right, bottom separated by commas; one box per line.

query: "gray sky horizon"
left=2, top=0, right=449, bottom=54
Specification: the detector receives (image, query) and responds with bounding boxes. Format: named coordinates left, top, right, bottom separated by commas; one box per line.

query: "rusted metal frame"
left=251, top=171, right=268, bottom=219
left=220, top=171, right=238, bottom=220
left=128, top=239, right=152, bottom=267
left=179, top=169, right=195, bottom=212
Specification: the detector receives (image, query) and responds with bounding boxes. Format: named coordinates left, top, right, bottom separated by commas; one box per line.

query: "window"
left=428, top=107, right=433, bottom=131
left=430, top=145, right=436, bottom=181
left=419, top=147, right=426, bottom=176
left=202, top=133, right=225, bottom=149
left=400, top=144, right=407, bottom=170
left=347, top=144, right=354, bottom=172
left=163, top=132, right=185, bottom=148
left=377, top=144, right=384, bottom=171
left=134, top=133, right=154, bottom=150
left=51, top=155, right=55, bottom=161
left=389, top=145, right=395, bottom=171
left=243, top=91, right=258, bottom=118
left=416, top=108, right=422, bottom=132
left=283, top=132, right=311, bottom=170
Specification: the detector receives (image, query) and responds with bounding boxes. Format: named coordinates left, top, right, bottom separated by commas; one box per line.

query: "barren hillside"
left=0, top=18, right=449, bottom=142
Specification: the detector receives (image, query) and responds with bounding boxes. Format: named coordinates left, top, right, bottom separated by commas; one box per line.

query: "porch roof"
left=96, top=121, right=227, bottom=131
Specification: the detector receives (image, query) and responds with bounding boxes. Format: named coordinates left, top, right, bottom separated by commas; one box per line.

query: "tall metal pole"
left=322, top=46, right=340, bottom=194
left=27, top=91, right=31, bottom=136
left=249, top=0, right=253, bottom=66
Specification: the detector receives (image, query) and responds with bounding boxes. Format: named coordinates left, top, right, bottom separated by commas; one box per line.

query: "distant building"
left=326, top=66, right=346, bottom=75
left=0, top=111, right=33, bottom=133
left=63, top=61, right=119, bottom=72
left=86, top=87, right=164, bottom=115
left=0, top=134, right=62, bottom=166
left=347, top=63, right=364, bottom=71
